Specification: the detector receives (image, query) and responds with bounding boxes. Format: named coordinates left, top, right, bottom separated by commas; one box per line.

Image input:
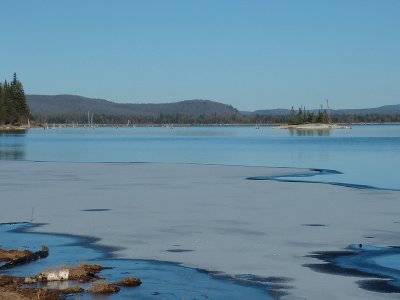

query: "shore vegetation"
left=288, top=105, right=330, bottom=125
left=32, top=111, right=400, bottom=127
left=0, top=73, right=32, bottom=126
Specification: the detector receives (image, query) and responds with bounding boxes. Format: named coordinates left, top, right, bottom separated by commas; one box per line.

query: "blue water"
left=0, top=224, right=272, bottom=299
left=335, top=245, right=400, bottom=287
left=1, top=125, right=399, bottom=189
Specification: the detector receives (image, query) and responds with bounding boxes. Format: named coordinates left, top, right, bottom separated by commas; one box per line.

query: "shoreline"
left=0, top=125, right=29, bottom=131
left=2, top=222, right=277, bottom=299
left=1, top=161, right=400, bottom=299
left=1, top=122, right=400, bottom=130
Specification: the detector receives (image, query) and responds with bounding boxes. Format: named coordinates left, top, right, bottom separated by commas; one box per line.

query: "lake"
left=1, top=125, right=399, bottom=189
left=1, top=125, right=400, bottom=299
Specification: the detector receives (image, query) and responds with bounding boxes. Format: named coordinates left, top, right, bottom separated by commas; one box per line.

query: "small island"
left=279, top=102, right=351, bottom=130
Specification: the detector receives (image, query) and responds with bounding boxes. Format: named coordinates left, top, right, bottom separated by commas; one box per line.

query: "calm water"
left=0, top=125, right=399, bottom=189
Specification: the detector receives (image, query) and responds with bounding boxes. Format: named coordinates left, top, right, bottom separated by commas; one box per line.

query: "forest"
left=33, top=111, right=400, bottom=125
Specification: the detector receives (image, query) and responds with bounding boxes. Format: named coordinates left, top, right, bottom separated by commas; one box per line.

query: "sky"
left=1, top=0, right=399, bottom=111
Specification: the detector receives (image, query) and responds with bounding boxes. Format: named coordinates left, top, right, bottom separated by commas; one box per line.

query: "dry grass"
left=0, top=291, right=30, bottom=300
left=0, top=249, right=32, bottom=262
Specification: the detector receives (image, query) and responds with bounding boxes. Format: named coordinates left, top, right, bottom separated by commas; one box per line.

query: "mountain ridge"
left=248, top=105, right=400, bottom=115
left=27, top=94, right=238, bottom=116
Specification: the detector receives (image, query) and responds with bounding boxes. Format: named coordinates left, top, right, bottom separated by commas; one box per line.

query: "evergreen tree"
left=0, top=81, right=3, bottom=108
left=11, top=73, right=30, bottom=119
left=0, top=73, right=31, bottom=125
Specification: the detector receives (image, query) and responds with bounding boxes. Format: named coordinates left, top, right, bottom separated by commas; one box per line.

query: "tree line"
left=286, top=105, right=400, bottom=125
left=0, top=73, right=31, bottom=125
left=288, top=106, right=330, bottom=125
left=2, top=75, right=396, bottom=126
left=33, top=111, right=400, bottom=125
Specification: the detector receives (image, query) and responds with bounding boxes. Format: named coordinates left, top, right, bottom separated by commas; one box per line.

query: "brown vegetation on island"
left=0, top=249, right=32, bottom=262
left=0, top=246, right=48, bottom=270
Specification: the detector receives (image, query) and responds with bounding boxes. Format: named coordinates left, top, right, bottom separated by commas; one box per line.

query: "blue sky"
left=1, top=0, right=399, bottom=111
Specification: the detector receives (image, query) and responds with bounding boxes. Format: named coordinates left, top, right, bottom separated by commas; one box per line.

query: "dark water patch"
left=304, top=261, right=380, bottom=278
left=165, top=249, right=194, bottom=253
left=0, top=149, right=25, bottom=160
left=0, top=129, right=27, bottom=135
left=288, top=128, right=332, bottom=137
left=80, top=209, right=112, bottom=212
left=247, top=168, right=400, bottom=191
left=235, top=274, right=293, bottom=284
left=310, top=168, right=342, bottom=175
left=302, top=224, right=327, bottom=227
left=0, top=130, right=26, bottom=160
left=0, top=221, right=30, bottom=226
left=1, top=224, right=277, bottom=299
left=357, top=279, right=400, bottom=293
left=249, top=168, right=342, bottom=180
left=213, top=227, right=267, bottom=236
left=304, top=246, right=400, bottom=293
left=233, top=274, right=293, bottom=299
left=213, top=219, right=253, bottom=226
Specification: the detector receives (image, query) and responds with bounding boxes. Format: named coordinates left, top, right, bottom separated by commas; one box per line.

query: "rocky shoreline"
left=0, top=246, right=141, bottom=299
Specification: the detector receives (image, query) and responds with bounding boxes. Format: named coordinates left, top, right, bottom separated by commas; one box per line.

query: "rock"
left=68, top=263, right=104, bottom=282
left=87, top=280, right=120, bottom=294
left=39, top=269, right=69, bottom=281
left=24, top=276, right=37, bottom=284
left=115, top=277, right=142, bottom=287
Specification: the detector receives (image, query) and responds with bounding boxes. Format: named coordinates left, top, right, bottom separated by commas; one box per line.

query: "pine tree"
left=0, top=81, right=3, bottom=108
left=0, top=73, right=31, bottom=125
left=11, top=73, right=30, bottom=119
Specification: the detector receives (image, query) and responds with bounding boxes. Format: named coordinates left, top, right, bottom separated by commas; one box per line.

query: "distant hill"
left=27, top=94, right=399, bottom=123
left=248, top=108, right=293, bottom=116
left=27, top=95, right=239, bottom=116
left=333, top=105, right=400, bottom=115
left=249, top=104, right=400, bottom=116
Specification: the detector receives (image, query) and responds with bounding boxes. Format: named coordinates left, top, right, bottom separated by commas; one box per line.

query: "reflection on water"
left=0, top=130, right=26, bottom=160
left=0, top=130, right=27, bottom=135
left=288, top=128, right=331, bottom=136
